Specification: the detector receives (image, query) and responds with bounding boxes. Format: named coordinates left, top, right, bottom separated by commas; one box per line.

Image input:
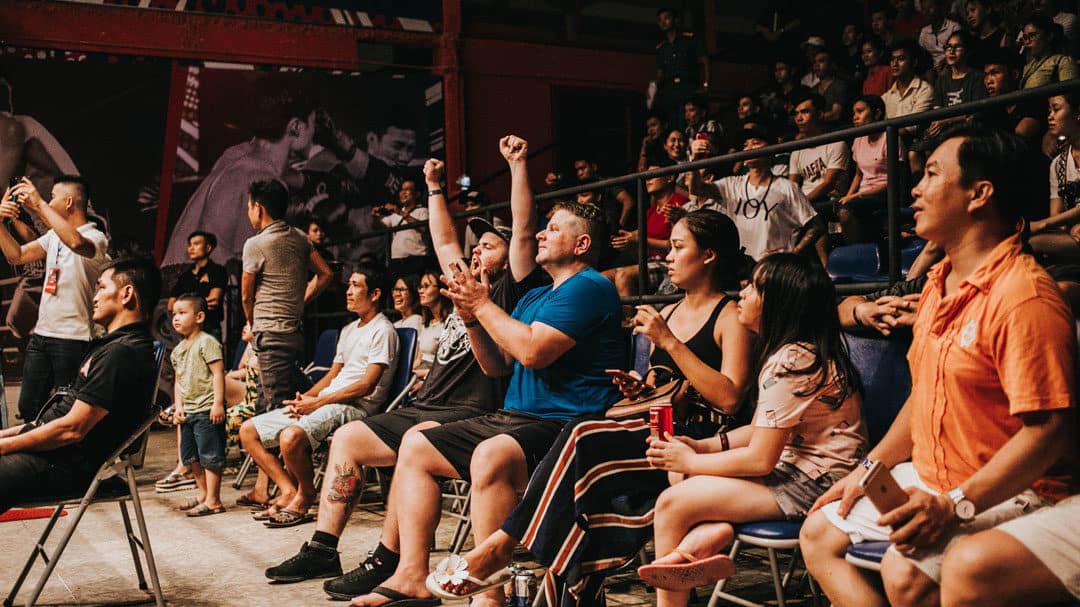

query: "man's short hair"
left=187, top=230, right=217, bottom=250
left=657, top=7, right=679, bottom=19
left=888, top=39, right=922, bottom=62
left=981, top=47, right=1021, bottom=72
left=551, top=200, right=609, bottom=265
left=54, top=175, right=90, bottom=210
left=352, top=265, right=386, bottom=302
left=937, top=125, right=1032, bottom=224
left=871, top=4, right=896, bottom=20
left=248, top=180, right=289, bottom=220
left=685, top=95, right=709, bottom=111
left=174, top=292, right=208, bottom=316
left=103, top=257, right=162, bottom=320
left=792, top=91, right=828, bottom=113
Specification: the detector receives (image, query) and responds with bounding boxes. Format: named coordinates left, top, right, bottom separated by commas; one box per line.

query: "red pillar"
left=438, top=0, right=465, bottom=200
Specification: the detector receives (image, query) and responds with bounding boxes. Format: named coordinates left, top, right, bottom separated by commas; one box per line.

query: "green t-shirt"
left=170, top=331, right=223, bottom=415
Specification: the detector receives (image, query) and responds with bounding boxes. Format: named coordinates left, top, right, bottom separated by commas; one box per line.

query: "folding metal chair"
left=235, top=328, right=342, bottom=489
left=5, top=342, right=166, bottom=607
left=312, top=327, right=418, bottom=495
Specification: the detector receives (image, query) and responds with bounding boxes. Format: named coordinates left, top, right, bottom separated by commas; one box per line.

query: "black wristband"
left=719, top=432, right=730, bottom=452
left=428, top=189, right=444, bottom=197
left=463, top=318, right=480, bottom=328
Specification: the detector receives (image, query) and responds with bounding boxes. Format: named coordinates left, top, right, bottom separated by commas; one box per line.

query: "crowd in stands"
left=2, top=2, right=1080, bottom=607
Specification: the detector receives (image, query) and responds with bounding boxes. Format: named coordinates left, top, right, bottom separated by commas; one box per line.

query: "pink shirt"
left=851, top=134, right=895, bottom=194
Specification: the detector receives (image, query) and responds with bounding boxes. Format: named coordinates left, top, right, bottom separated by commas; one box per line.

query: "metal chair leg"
left=232, top=453, right=253, bottom=489
left=117, top=499, right=148, bottom=590
left=126, top=465, right=166, bottom=607
left=766, top=548, right=786, bottom=607
left=706, top=538, right=742, bottom=607
left=24, top=479, right=102, bottom=607
left=4, top=504, right=66, bottom=607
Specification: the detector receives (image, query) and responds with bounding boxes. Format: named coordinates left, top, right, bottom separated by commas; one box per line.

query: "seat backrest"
left=828, top=243, right=881, bottom=280
left=306, top=328, right=341, bottom=383
left=390, top=327, right=419, bottom=403
left=231, top=342, right=248, bottom=370
left=632, top=332, right=652, bottom=376
left=106, top=341, right=166, bottom=474
left=842, top=331, right=912, bottom=446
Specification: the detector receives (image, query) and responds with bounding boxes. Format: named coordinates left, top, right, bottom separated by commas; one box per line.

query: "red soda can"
left=649, top=404, right=674, bottom=440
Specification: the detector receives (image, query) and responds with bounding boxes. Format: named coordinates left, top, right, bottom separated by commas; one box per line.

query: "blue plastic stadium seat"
left=845, top=541, right=890, bottom=572
left=828, top=243, right=883, bottom=283
left=736, top=520, right=803, bottom=541
left=901, top=239, right=927, bottom=277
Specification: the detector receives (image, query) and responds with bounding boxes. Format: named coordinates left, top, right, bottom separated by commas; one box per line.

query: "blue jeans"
left=180, top=412, right=226, bottom=470
left=18, top=335, right=89, bottom=422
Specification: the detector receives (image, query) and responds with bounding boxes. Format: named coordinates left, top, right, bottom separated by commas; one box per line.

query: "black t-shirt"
left=36, top=323, right=157, bottom=473
left=411, top=266, right=549, bottom=411
left=170, top=261, right=228, bottom=329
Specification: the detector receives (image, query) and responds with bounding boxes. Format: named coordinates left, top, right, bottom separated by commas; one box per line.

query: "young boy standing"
left=171, top=294, right=227, bottom=517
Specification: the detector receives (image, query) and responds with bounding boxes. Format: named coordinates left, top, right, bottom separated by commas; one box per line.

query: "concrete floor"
left=0, top=385, right=796, bottom=607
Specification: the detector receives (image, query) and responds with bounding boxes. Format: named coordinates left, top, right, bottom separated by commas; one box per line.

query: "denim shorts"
left=180, top=411, right=226, bottom=470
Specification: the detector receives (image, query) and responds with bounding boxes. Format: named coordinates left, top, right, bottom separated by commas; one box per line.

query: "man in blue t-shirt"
left=347, top=199, right=626, bottom=607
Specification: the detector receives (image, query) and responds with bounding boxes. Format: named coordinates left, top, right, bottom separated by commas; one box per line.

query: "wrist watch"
left=947, top=487, right=976, bottom=522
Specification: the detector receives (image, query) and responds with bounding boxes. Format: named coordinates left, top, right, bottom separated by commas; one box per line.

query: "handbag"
left=605, top=365, right=687, bottom=420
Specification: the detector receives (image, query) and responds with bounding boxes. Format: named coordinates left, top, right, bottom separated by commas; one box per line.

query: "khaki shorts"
left=251, top=404, right=368, bottom=450
left=821, top=462, right=1046, bottom=582
left=997, top=494, right=1080, bottom=599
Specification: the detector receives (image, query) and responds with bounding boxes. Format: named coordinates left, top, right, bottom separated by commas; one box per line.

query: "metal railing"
left=331, top=78, right=1080, bottom=303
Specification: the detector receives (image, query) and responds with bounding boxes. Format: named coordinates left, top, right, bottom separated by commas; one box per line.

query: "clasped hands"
left=440, top=259, right=492, bottom=323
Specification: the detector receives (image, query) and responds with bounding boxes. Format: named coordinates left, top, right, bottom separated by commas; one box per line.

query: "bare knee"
left=940, top=536, right=995, bottom=607
left=882, top=551, right=938, bottom=607
left=397, top=431, right=440, bottom=472
left=800, top=510, right=848, bottom=556
left=279, top=425, right=310, bottom=456
left=239, top=421, right=260, bottom=449
left=469, top=437, right=524, bottom=490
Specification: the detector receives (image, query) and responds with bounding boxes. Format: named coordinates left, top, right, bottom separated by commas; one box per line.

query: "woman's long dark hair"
left=746, top=253, right=860, bottom=408
left=675, top=209, right=748, bottom=290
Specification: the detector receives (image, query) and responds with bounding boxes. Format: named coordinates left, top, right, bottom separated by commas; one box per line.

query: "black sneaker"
left=265, top=542, right=343, bottom=583
left=323, top=550, right=396, bottom=600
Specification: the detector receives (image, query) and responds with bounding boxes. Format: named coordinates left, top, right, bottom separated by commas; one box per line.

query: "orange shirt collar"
left=926, top=233, right=1023, bottom=295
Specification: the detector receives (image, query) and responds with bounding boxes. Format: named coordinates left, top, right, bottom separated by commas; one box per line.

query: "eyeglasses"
left=1021, top=31, right=1040, bottom=41
left=391, top=287, right=409, bottom=292
left=944, top=44, right=964, bottom=51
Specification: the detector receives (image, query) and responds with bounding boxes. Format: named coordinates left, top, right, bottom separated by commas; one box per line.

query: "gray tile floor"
left=0, top=385, right=806, bottom=606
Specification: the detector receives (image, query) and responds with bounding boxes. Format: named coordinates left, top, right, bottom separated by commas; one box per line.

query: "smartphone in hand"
left=859, top=460, right=909, bottom=516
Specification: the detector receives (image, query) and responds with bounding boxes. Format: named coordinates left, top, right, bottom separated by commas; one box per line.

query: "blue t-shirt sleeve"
left=529, top=275, right=614, bottom=341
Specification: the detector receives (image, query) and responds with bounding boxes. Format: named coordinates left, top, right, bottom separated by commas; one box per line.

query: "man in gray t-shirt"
left=241, top=180, right=332, bottom=411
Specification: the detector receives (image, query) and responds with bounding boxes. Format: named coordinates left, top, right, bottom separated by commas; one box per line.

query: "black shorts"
left=419, top=410, right=566, bottom=482
left=363, top=404, right=491, bottom=452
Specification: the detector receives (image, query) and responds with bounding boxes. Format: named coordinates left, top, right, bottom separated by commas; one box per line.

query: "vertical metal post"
left=636, top=177, right=648, bottom=299
left=885, top=125, right=901, bottom=283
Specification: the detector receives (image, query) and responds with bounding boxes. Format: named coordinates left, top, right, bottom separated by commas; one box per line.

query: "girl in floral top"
left=639, top=253, right=868, bottom=604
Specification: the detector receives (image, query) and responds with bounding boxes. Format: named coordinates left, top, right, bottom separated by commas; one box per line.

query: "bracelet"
left=852, top=302, right=866, bottom=328
left=860, top=456, right=875, bottom=469
left=428, top=189, right=444, bottom=197
left=463, top=318, right=480, bottom=328
left=719, top=432, right=730, bottom=452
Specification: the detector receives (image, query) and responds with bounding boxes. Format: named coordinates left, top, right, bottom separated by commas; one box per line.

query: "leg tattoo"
left=327, top=464, right=361, bottom=505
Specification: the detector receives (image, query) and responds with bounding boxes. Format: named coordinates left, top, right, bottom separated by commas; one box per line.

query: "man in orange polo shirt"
left=800, top=126, right=1077, bottom=607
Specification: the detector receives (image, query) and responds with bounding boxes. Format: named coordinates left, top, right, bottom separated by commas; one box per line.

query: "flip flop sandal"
left=251, top=506, right=281, bottom=520
left=263, top=509, right=315, bottom=528
left=236, top=494, right=270, bottom=509
left=424, top=555, right=513, bottom=602
left=637, top=550, right=736, bottom=591
left=369, top=585, right=442, bottom=607
left=175, top=498, right=201, bottom=511
left=185, top=504, right=227, bottom=517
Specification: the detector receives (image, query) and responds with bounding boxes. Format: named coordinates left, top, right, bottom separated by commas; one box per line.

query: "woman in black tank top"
left=429, top=211, right=754, bottom=607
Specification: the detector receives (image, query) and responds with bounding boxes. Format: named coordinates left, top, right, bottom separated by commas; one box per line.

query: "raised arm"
left=500, top=135, right=539, bottom=280
left=0, top=195, right=45, bottom=266
left=422, top=158, right=466, bottom=278
left=12, top=178, right=95, bottom=258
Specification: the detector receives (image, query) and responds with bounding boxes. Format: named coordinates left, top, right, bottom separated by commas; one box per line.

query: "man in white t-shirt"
left=789, top=93, right=851, bottom=215
left=0, top=175, right=109, bottom=421
left=689, top=128, right=823, bottom=261
left=241, top=267, right=398, bottom=526
left=374, top=179, right=431, bottom=279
